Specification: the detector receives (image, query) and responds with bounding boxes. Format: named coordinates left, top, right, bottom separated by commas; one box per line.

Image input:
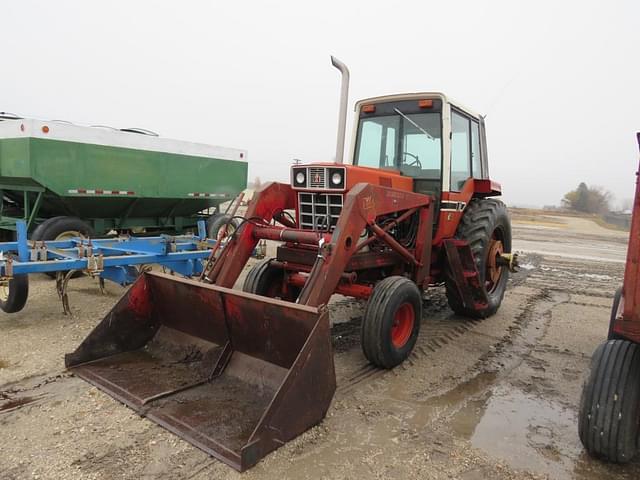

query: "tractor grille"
left=308, top=167, right=326, bottom=189
left=298, top=192, right=343, bottom=231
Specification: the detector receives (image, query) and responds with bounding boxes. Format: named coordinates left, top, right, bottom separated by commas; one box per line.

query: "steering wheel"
left=402, top=152, right=422, bottom=168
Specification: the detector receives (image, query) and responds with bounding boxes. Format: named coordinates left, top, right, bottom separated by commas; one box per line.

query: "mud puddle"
left=446, top=382, right=640, bottom=479
left=407, top=372, right=497, bottom=428
left=397, top=286, right=640, bottom=480
left=450, top=384, right=579, bottom=479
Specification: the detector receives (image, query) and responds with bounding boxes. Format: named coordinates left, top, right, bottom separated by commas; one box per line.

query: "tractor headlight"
left=328, top=167, right=345, bottom=189
left=293, top=168, right=306, bottom=187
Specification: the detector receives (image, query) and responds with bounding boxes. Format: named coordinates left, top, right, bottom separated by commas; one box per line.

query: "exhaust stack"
left=331, top=55, right=350, bottom=164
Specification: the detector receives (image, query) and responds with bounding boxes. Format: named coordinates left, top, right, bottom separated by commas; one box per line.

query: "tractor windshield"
left=354, top=110, right=442, bottom=180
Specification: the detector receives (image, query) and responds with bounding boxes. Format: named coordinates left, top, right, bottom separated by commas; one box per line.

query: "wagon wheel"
left=32, top=217, right=94, bottom=279
left=208, top=215, right=240, bottom=244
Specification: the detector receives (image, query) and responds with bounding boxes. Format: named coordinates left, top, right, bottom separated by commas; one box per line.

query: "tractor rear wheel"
left=0, top=275, right=29, bottom=313
left=361, top=276, right=422, bottom=369
left=579, top=339, right=640, bottom=463
left=242, top=258, right=300, bottom=302
left=445, top=198, right=511, bottom=318
left=31, top=217, right=95, bottom=279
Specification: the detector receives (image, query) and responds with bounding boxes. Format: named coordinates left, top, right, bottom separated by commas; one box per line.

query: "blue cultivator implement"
left=0, top=220, right=216, bottom=314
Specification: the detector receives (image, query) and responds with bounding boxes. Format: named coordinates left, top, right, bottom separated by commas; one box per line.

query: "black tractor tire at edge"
left=445, top=198, right=511, bottom=319
left=0, top=275, right=29, bottom=313
left=578, top=339, right=640, bottom=463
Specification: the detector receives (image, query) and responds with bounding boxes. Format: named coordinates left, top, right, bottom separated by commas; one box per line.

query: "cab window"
left=471, top=120, right=482, bottom=177
left=450, top=111, right=472, bottom=191
left=355, top=112, right=442, bottom=180
left=355, top=116, right=399, bottom=168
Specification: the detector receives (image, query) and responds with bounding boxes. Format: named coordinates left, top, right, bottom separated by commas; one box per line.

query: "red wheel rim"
left=391, top=302, right=415, bottom=348
left=485, top=230, right=505, bottom=294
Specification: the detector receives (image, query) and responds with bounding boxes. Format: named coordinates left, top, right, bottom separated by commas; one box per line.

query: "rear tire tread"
left=579, top=340, right=640, bottom=463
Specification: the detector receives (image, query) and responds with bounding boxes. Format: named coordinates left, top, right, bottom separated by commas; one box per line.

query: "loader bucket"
left=65, top=271, right=336, bottom=471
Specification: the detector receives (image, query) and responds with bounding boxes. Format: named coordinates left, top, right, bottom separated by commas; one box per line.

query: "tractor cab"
left=291, top=93, right=499, bottom=238
left=351, top=93, right=490, bottom=207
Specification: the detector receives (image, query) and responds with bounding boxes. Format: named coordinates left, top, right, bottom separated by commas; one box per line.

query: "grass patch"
left=592, top=216, right=629, bottom=232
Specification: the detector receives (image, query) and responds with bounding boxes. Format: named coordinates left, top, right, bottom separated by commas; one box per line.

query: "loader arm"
left=204, top=182, right=297, bottom=286
left=205, top=180, right=432, bottom=307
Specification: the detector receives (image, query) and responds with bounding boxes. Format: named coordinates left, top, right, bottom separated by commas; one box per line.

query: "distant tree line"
left=562, top=182, right=612, bottom=214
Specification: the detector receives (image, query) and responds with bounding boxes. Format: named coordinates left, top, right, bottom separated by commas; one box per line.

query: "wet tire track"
left=335, top=250, right=620, bottom=396
left=336, top=294, right=497, bottom=395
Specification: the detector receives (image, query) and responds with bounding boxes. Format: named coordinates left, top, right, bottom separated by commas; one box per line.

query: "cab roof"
left=354, top=92, right=481, bottom=120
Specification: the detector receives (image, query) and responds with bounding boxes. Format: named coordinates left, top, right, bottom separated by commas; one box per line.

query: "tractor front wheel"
left=361, top=276, right=422, bottom=369
left=445, top=198, right=511, bottom=318
left=242, top=258, right=300, bottom=302
left=578, top=339, right=640, bottom=463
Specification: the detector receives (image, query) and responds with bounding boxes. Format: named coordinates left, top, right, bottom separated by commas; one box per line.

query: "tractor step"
left=443, top=239, right=488, bottom=311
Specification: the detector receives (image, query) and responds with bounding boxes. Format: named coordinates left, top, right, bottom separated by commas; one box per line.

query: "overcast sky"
left=3, top=1, right=639, bottom=208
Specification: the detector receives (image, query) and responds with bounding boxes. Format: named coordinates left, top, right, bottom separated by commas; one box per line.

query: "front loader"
left=66, top=57, right=517, bottom=471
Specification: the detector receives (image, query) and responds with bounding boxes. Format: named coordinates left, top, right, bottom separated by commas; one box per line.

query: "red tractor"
left=579, top=133, right=640, bottom=463
left=66, top=57, right=517, bottom=471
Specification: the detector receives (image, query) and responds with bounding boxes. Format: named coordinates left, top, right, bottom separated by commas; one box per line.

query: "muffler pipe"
left=331, top=55, right=350, bottom=164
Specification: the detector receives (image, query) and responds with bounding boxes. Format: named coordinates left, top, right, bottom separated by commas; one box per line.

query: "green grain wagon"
left=0, top=116, right=248, bottom=241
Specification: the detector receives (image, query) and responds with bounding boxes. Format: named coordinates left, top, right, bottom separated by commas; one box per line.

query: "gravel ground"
left=1, top=212, right=639, bottom=479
